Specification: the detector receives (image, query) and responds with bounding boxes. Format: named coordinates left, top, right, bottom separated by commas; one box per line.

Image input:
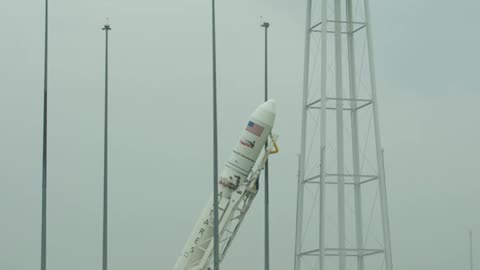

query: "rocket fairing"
left=174, top=100, right=277, bottom=270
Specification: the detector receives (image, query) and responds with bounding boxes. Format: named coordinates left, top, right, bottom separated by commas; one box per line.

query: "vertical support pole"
left=470, top=230, right=474, bottom=270
left=363, top=0, right=393, bottom=267
left=294, top=0, right=313, bottom=269
left=380, top=149, right=393, bottom=269
left=101, top=22, right=111, bottom=270
left=333, top=0, right=346, bottom=269
left=211, top=0, right=220, bottom=269
left=261, top=21, right=270, bottom=270
left=41, top=1, right=48, bottom=269
left=318, top=0, right=329, bottom=268
left=345, top=1, right=365, bottom=269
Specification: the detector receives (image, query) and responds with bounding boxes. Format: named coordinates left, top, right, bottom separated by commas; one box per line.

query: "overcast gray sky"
left=0, top=0, right=479, bottom=270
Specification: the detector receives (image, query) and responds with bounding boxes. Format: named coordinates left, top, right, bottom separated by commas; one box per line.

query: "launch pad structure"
left=294, top=0, right=393, bottom=270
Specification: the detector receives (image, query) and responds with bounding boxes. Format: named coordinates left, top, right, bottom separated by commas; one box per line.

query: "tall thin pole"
left=102, top=22, right=111, bottom=270
left=470, top=230, right=474, bottom=270
left=211, top=0, right=220, bottom=269
left=294, top=0, right=313, bottom=268
left=261, top=21, right=270, bottom=270
left=41, top=0, right=48, bottom=269
left=364, top=0, right=393, bottom=267
left=334, top=0, right=346, bottom=268
left=346, top=0, right=365, bottom=269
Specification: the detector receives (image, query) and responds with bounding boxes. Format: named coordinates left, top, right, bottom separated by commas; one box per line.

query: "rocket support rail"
left=188, top=134, right=278, bottom=270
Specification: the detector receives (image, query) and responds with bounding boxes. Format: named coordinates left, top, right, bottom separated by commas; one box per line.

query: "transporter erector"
left=174, top=100, right=278, bottom=270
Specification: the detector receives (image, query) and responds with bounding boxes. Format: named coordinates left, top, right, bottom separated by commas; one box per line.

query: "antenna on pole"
left=101, top=20, right=111, bottom=270
left=41, top=0, right=48, bottom=269
left=260, top=20, right=270, bottom=270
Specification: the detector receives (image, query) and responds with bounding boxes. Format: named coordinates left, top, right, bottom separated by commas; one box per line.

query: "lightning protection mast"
left=102, top=21, right=111, bottom=270
left=294, top=0, right=393, bottom=269
left=470, top=230, right=474, bottom=270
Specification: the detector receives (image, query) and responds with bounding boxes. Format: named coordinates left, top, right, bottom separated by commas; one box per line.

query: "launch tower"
left=294, top=0, right=393, bottom=270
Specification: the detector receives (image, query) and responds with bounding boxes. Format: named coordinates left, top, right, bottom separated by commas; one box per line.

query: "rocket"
left=174, top=100, right=277, bottom=270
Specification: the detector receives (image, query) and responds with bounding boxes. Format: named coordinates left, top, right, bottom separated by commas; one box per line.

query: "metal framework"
left=294, top=0, right=393, bottom=269
left=186, top=136, right=278, bottom=270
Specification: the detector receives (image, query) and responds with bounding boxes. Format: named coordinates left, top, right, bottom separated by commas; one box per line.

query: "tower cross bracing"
left=294, top=0, right=393, bottom=270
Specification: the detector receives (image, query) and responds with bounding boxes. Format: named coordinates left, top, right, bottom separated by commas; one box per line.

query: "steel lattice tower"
left=294, top=0, right=393, bottom=269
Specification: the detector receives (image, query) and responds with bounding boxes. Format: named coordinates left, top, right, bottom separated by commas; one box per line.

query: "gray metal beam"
left=101, top=22, right=112, bottom=270
left=41, top=1, right=48, bottom=269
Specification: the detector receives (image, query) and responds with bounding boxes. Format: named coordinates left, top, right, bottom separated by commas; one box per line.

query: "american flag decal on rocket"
left=246, top=121, right=264, bottom=136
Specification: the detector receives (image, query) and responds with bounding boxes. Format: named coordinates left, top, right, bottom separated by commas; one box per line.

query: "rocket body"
left=174, top=100, right=276, bottom=270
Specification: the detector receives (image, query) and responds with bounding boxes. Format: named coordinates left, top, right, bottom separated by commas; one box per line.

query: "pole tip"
left=261, top=22, right=270, bottom=28
left=102, top=17, right=111, bottom=30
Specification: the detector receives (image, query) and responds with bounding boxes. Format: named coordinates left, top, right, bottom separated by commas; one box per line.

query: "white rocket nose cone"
left=252, top=99, right=276, bottom=126
left=261, top=99, right=276, bottom=114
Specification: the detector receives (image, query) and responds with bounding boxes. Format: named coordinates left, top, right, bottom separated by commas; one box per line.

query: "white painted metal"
left=365, top=0, right=394, bottom=264
left=346, top=0, right=366, bottom=268
left=294, top=0, right=393, bottom=269
left=294, top=0, right=313, bottom=268
left=318, top=0, right=329, bottom=268
left=333, top=0, right=346, bottom=269
left=174, top=100, right=277, bottom=270
left=350, top=73, right=366, bottom=266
